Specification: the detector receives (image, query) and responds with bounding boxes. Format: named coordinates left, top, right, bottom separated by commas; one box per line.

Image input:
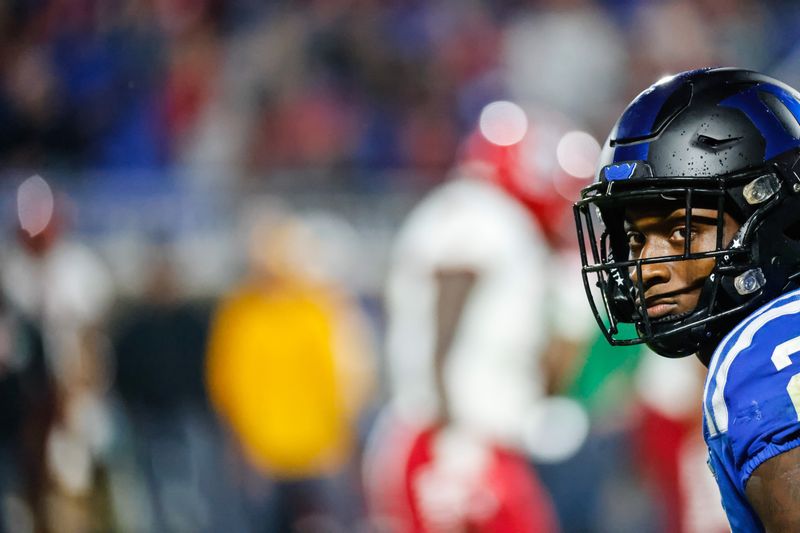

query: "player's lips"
left=642, top=296, right=679, bottom=319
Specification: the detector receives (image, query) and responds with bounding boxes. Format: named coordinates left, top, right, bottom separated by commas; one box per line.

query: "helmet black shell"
left=601, top=68, right=800, bottom=178
left=575, top=68, right=800, bottom=360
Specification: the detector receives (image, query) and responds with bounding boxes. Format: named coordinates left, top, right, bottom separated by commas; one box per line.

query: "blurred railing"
left=0, top=169, right=429, bottom=298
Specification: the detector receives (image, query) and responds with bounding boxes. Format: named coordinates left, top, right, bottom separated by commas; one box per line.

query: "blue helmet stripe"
left=611, top=71, right=698, bottom=163
left=760, top=84, right=800, bottom=125
left=720, top=85, right=800, bottom=159
left=615, top=82, right=679, bottom=139
left=613, top=142, right=649, bottom=162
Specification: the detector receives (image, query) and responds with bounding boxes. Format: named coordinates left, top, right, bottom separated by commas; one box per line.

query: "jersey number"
left=771, top=335, right=800, bottom=420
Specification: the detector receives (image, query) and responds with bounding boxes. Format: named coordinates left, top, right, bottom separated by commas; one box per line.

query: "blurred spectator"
left=625, top=0, right=719, bottom=99
left=1, top=175, right=115, bottom=532
left=206, top=203, right=375, bottom=532
left=0, top=296, right=54, bottom=533
left=503, top=0, right=627, bottom=133
left=110, top=242, right=245, bottom=532
left=113, top=244, right=208, bottom=420
left=632, top=352, right=729, bottom=533
left=540, top=321, right=728, bottom=533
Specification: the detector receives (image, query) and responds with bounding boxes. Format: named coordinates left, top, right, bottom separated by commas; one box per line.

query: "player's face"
left=624, top=204, right=740, bottom=320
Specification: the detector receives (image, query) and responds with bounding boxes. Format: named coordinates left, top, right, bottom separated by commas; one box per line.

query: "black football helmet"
left=574, top=68, right=800, bottom=360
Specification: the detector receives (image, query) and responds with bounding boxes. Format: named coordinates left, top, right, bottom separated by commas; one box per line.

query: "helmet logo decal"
left=696, top=134, right=743, bottom=150
left=604, top=162, right=637, bottom=181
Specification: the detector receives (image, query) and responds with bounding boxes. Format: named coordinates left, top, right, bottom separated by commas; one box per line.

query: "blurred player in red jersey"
left=364, top=101, right=597, bottom=533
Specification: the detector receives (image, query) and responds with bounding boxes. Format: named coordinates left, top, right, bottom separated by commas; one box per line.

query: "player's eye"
left=626, top=231, right=644, bottom=249
left=671, top=227, right=696, bottom=241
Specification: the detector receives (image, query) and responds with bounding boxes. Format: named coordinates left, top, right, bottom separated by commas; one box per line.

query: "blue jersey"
left=703, top=287, right=800, bottom=532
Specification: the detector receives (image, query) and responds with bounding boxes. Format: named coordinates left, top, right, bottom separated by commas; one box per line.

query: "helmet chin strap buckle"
left=743, top=174, right=780, bottom=204
left=734, top=268, right=766, bottom=295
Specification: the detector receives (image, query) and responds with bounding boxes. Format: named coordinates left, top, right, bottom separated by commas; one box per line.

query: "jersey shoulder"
left=392, top=177, right=545, bottom=268
left=704, top=287, right=800, bottom=487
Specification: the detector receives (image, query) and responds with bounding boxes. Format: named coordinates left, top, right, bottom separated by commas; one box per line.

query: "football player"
left=574, top=67, right=800, bottom=532
left=363, top=103, right=594, bottom=533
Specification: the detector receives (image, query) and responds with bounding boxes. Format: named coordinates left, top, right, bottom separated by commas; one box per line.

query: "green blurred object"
left=567, top=322, right=645, bottom=416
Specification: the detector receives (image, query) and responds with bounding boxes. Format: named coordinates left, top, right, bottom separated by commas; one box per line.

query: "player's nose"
left=630, top=240, right=672, bottom=290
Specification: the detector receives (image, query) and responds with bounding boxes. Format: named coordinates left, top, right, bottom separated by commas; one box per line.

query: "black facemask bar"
left=574, top=181, right=756, bottom=349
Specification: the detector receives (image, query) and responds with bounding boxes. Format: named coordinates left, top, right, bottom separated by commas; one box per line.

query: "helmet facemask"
left=573, top=169, right=789, bottom=359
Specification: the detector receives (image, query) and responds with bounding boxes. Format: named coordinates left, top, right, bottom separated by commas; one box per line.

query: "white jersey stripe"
left=704, top=288, right=800, bottom=437
left=705, top=323, right=749, bottom=437
left=711, top=299, right=800, bottom=433
left=704, top=392, right=721, bottom=437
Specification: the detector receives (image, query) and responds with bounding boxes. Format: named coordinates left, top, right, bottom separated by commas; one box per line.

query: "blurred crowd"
left=2, top=0, right=799, bottom=190
left=2, top=0, right=800, bottom=532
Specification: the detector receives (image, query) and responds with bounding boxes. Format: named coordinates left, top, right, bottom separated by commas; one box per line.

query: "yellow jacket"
left=206, top=282, right=373, bottom=478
